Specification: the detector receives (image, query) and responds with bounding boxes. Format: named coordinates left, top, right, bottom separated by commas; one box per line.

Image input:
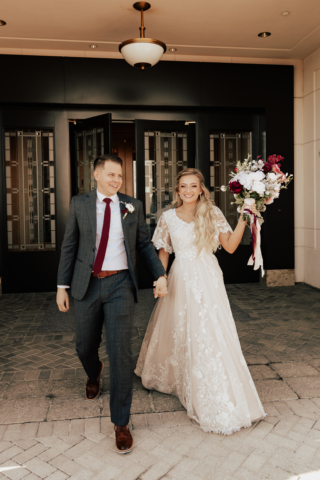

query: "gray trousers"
left=74, top=270, right=134, bottom=426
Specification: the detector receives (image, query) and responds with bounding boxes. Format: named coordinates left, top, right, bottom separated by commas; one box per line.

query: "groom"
left=56, top=154, right=167, bottom=454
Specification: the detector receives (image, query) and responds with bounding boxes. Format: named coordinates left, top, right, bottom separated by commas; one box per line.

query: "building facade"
left=0, top=52, right=315, bottom=293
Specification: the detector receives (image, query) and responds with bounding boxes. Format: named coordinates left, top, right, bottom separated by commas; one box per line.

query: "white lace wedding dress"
left=135, top=207, right=266, bottom=435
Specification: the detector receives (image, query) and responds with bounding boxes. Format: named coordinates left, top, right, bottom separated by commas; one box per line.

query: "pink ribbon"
left=243, top=207, right=264, bottom=277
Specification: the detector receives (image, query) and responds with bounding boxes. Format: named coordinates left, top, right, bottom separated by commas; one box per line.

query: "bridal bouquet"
left=221, top=154, right=293, bottom=276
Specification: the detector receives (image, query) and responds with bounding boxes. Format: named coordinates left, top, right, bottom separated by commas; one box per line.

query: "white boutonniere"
left=120, top=201, right=135, bottom=219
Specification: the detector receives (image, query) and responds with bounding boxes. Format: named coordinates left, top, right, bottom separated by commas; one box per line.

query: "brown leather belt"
left=92, top=270, right=127, bottom=279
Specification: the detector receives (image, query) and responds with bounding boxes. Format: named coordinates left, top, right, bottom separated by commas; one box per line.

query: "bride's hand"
left=240, top=202, right=258, bottom=218
left=153, top=277, right=168, bottom=298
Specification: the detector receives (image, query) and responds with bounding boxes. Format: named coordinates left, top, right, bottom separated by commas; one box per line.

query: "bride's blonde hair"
left=173, top=168, right=220, bottom=253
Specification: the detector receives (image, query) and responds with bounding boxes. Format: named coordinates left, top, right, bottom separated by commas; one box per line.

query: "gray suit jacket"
left=57, top=190, right=165, bottom=302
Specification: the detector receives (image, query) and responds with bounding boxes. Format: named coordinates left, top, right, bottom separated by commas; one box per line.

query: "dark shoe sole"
left=85, top=360, right=103, bottom=401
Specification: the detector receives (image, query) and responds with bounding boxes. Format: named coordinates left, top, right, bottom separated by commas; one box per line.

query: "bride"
left=135, top=168, right=266, bottom=435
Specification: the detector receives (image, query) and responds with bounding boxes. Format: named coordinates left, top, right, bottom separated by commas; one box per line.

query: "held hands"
left=56, top=288, right=70, bottom=312
left=153, top=276, right=168, bottom=299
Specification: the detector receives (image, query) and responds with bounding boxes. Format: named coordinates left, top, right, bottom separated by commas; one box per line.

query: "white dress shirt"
left=58, top=190, right=128, bottom=288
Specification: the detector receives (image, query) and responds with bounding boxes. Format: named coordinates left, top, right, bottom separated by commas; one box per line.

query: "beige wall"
left=301, top=47, right=320, bottom=289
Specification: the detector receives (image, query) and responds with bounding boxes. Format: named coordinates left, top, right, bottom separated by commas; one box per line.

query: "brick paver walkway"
left=0, top=283, right=320, bottom=479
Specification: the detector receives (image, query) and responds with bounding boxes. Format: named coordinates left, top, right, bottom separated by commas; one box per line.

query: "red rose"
left=263, top=162, right=272, bottom=173
left=122, top=208, right=127, bottom=214
left=267, top=155, right=276, bottom=164
left=229, top=180, right=243, bottom=194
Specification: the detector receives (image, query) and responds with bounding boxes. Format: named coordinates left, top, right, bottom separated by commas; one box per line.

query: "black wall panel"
left=201, top=63, right=293, bottom=109
left=0, top=55, right=293, bottom=110
left=64, top=58, right=202, bottom=106
left=264, top=107, right=294, bottom=270
left=0, top=56, right=65, bottom=104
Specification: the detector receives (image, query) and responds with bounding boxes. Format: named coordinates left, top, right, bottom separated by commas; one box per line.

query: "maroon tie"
left=93, top=198, right=112, bottom=275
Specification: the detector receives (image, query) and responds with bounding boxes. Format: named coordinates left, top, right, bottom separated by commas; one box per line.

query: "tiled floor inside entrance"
left=0, top=283, right=320, bottom=479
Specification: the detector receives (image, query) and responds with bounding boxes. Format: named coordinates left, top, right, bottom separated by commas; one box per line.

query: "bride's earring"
left=199, top=193, right=202, bottom=200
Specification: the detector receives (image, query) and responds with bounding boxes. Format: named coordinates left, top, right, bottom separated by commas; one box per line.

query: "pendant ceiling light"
left=119, top=2, right=166, bottom=70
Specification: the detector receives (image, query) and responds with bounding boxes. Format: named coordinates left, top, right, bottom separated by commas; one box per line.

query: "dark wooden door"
left=207, top=111, right=264, bottom=284
left=135, top=120, right=196, bottom=288
left=111, top=123, right=135, bottom=197
left=69, top=113, right=112, bottom=196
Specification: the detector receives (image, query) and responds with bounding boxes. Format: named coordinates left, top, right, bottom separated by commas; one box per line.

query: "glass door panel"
left=144, top=130, right=188, bottom=233
left=5, top=129, right=56, bottom=252
left=135, top=120, right=195, bottom=235
left=210, top=132, right=252, bottom=244
left=76, top=127, right=104, bottom=194
left=135, top=119, right=195, bottom=288
left=69, top=113, right=111, bottom=196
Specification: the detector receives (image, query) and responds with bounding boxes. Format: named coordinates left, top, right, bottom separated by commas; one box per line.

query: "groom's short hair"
left=94, top=154, right=123, bottom=170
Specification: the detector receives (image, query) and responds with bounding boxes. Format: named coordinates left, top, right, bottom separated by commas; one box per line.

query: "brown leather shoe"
left=85, top=360, right=103, bottom=400
left=115, top=425, right=134, bottom=454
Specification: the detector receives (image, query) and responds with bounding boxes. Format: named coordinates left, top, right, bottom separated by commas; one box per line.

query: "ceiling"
left=0, top=0, right=319, bottom=60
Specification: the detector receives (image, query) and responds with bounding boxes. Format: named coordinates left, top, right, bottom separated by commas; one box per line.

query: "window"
left=5, top=129, right=56, bottom=251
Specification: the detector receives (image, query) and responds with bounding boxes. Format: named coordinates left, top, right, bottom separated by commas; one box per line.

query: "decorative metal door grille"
left=5, top=129, right=56, bottom=251
left=144, top=130, right=187, bottom=232
left=210, top=132, right=252, bottom=243
left=76, top=128, right=104, bottom=194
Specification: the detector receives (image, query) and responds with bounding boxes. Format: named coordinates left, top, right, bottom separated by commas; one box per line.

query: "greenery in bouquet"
left=221, top=154, right=293, bottom=223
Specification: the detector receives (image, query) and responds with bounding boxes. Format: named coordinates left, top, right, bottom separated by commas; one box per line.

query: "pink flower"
left=234, top=168, right=237, bottom=172
left=278, top=173, right=287, bottom=182
left=265, top=195, right=275, bottom=205
left=272, top=164, right=281, bottom=174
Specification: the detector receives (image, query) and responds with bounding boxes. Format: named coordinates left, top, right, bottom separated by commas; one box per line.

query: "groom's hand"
left=57, top=288, right=70, bottom=312
left=153, top=277, right=168, bottom=299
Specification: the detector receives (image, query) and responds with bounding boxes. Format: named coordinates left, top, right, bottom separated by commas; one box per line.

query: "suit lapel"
left=85, top=190, right=97, bottom=245
left=118, top=193, right=130, bottom=244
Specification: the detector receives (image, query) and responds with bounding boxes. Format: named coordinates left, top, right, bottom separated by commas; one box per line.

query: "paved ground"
left=0, top=283, right=320, bottom=479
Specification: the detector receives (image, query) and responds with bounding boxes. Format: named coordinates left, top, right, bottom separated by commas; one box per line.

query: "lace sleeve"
left=213, top=206, right=233, bottom=248
left=152, top=214, right=173, bottom=254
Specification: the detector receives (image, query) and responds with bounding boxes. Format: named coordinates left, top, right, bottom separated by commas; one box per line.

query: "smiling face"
left=178, top=174, right=203, bottom=205
left=94, top=160, right=123, bottom=197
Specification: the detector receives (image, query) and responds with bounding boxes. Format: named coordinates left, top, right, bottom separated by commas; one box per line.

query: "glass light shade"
left=120, top=39, right=166, bottom=68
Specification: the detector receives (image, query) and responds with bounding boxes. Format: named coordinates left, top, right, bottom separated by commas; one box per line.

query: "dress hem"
left=135, top=371, right=267, bottom=435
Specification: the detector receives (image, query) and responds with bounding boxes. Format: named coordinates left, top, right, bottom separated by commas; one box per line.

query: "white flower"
left=126, top=203, right=135, bottom=213
left=120, top=201, right=135, bottom=219
left=250, top=171, right=265, bottom=181
left=267, top=172, right=277, bottom=182
left=236, top=172, right=253, bottom=190
left=252, top=180, right=266, bottom=195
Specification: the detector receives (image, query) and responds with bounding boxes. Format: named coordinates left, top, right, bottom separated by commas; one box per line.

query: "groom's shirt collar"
left=96, top=189, right=119, bottom=204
